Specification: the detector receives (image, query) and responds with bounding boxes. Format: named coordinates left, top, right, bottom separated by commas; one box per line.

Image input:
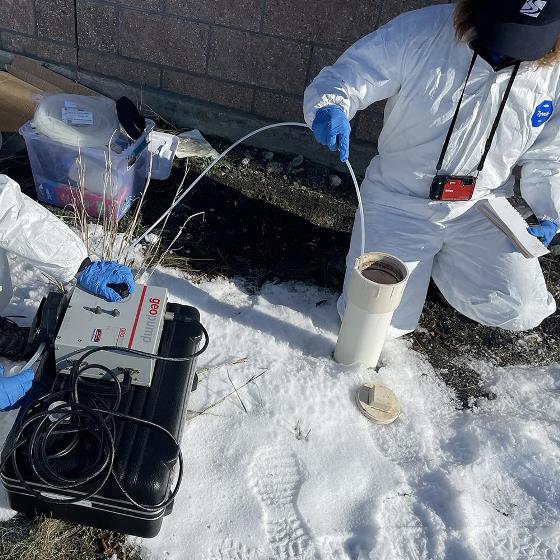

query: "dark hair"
left=454, top=0, right=560, bottom=66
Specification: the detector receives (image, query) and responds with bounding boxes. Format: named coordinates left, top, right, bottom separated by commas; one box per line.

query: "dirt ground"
left=138, top=141, right=355, bottom=288
left=0, top=514, right=142, bottom=559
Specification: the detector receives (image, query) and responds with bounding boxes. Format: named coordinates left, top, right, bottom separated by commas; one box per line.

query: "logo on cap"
left=520, top=0, right=548, bottom=18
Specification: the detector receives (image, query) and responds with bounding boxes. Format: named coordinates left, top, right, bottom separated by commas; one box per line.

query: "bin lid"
left=355, top=383, right=401, bottom=424
left=33, top=94, right=120, bottom=148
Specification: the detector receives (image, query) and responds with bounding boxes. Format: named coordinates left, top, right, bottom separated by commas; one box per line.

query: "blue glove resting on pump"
left=77, top=261, right=135, bottom=302
left=527, top=219, right=559, bottom=248
left=0, top=367, right=34, bottom=411
left=312, top=105, right=351, bottom=163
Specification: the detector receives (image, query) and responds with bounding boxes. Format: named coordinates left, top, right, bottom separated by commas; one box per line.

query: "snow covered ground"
left=0, top=257, right=559, bottom=559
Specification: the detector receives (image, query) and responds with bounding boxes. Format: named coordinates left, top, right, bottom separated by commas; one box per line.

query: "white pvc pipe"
left=334, top=253, right=409, bottom=368
left=132, top=122, right=366, bottom=257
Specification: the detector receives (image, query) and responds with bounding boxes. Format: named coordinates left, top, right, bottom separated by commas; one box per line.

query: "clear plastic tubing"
left=132, top=122, right=366, bottom=257
left=17, top=342, right=46, bottom=374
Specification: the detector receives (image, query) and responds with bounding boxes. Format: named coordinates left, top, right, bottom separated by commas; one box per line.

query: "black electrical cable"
left=69, top=320, right=210, bottom=379
left=0, top=319, right=209, bottom=512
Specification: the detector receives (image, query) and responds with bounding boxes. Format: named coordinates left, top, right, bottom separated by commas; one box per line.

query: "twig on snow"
left=187, top=369, right=269, bottom=420
left=227, top=369, right=248, bottom=414
left=196, top=356, right=249, bottom=382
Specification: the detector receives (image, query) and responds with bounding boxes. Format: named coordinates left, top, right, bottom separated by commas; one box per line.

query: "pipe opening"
left=357, top=254, right=408, bottom=286
left=361, top=266, right=400, bottom=285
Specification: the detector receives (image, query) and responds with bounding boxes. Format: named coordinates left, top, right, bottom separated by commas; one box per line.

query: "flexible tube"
left=34, top=94, right=121, bottom=148
left=18, top=342, right=46, bottom=374
left=132, top=122, right=366, bottom=256
left=345, top=158, right=366, bottom=258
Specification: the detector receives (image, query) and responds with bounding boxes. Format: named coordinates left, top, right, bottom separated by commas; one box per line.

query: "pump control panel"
left=55, top=284, right=168, bottom=387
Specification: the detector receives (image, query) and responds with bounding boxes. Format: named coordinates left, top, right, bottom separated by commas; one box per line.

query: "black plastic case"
left=1, top=302, right=202, bottom=538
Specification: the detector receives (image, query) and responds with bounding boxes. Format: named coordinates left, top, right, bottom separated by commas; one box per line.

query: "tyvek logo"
left=520, top=0, right=548, bottom=17
left=532, top=100, right=554, bottom=127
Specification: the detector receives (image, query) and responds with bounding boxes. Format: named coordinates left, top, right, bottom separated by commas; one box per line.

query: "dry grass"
left=69, top=136, right=153, bottom=268
left=0, top=515, right=142, bottom=560
left=61, top=122, right=203, bottom=279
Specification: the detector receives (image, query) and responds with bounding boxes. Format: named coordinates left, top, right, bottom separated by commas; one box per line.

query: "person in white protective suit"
left=304, top=0, right=560, bottom=338
left=0, top=174, right=135, bottom=411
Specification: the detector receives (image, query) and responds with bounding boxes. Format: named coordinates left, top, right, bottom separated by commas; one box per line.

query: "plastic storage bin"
left=20, top=119, right=154, bottom=221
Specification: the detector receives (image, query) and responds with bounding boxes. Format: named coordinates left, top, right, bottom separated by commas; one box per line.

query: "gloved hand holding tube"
left=77, top=260, right=135, bottom=302
left=311, top=105, right=351, bottom=163
left=0, top=366, right=34, bottom=411
left=527, top=219, right=558, bottom=247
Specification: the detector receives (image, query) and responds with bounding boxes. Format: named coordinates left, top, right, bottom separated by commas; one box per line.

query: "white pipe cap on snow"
left=355, top=383, right=401, bottom=424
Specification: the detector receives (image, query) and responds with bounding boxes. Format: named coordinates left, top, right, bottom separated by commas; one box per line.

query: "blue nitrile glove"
left=527, top=219, right=559, bottom=247
left=312, top=105, right=351, bottom=163
left=0, top=367, right=34, bottom=411
left=77, top=261, right=135, bottom=302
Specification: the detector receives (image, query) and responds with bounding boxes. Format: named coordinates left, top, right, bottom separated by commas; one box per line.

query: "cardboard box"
left=0, top=55, right=95, bottom=132
left=0, top=73, right=41, bottom=132
left=7, top=55, right=94, bottom=96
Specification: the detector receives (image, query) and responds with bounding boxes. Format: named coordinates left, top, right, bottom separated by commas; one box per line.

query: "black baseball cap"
left=476, top=0, right=560, bottom=61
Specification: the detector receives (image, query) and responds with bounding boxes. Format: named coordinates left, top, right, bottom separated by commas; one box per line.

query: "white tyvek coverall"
left=0, top=175, right=87, bottom=310
left=304, top=4, right=559, bottom=336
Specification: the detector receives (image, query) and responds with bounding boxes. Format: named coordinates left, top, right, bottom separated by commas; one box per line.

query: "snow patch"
left=0, top=261, right=557, bottom=559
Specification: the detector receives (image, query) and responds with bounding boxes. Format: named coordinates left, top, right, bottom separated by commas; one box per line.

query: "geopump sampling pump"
left=0, top=283, right=208, bottom=538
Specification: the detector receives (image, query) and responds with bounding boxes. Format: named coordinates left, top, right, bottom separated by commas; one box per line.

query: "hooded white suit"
left=0, top=175, right=87, bottom=310
left=304, top=4, right=559, bottom=336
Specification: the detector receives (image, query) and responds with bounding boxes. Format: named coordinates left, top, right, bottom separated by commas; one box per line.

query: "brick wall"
left=0, top=0, right=441, bottom=144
